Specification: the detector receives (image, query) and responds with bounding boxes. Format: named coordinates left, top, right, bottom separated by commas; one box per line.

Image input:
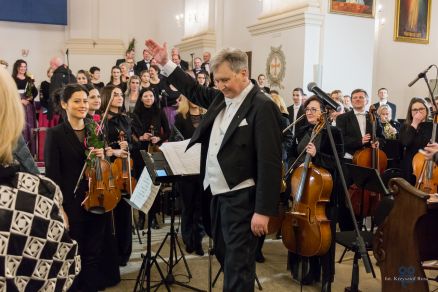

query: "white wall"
left=222, top=0, right=261, bottom=51
left=320, top=14, right=375, bottom=100
left=0, top=21, right=65, bottom=84
left=374, top=0, right=438, bottom=118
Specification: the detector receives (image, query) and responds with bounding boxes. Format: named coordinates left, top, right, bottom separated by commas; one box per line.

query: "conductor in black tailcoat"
left=146, top=39, right=282, bottom=292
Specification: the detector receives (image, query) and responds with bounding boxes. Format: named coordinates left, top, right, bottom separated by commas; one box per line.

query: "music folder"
left=140, top=139, right=200, bottom=183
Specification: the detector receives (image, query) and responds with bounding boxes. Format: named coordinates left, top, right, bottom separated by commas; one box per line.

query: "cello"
left=350, top=105, right=387, bottom=217
left=412, top=113, right=438, bottom=193
left=281, top=119, right=332, bottom=257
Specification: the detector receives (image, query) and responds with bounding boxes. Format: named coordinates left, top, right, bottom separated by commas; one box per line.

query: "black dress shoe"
left=255, top=251, right=265, bottom=263
left=300, top=273, right=314, bottom=285
left=151, top=219, right=160, bottom=229
left=321, top=281, right=331, bottom=292
left=195, top=246, right=205, bottom=256
left=186, top=245, right=194, bottom=254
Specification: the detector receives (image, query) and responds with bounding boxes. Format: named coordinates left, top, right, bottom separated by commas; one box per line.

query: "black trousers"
left=68, top=213, right=106, bottom=292
left=210, top=186, right=257, bottom=292
left=177, top=178, right=204, bottom=249
left=113, top=198, right=132, bottom=265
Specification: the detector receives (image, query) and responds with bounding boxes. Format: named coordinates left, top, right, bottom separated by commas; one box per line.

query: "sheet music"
left=159, top=139, right=201, bottom=175
left=127, top=167, right=161, bottom=214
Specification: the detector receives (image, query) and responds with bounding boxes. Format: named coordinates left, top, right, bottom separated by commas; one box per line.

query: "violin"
left=82, top=119, right=121, bottom=214
left=281, top=119, right=332, bottom=257
left=350, top=105, right=387, bottom=217
left=147, top=125, right=161, bottom=153
left=84, top=156, right=121, bottom=214
left=413, top=114, right=438, bottom=193
left=112, top=130, right=137, bottom=194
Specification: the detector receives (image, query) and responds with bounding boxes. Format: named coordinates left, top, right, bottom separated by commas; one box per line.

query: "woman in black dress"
left=12, top=59, right=38, bottom=156
left=400, top=97, right=432, bottom=184
left=100, top=84, right=134, bottom=265
left=44, top=84, right=116, bottom=291
left=172, top=96, right=206, bottom=255
left=287, top=96, right=344, bottom=292
left=131, top=87, right=170, bottom=229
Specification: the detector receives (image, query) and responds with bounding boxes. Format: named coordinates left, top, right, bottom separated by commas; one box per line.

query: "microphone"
left=66, top=48, right=69, bottom=55
left=408, top=65, right=433, bottom=87
left=307, top=82, right=341, bottom=112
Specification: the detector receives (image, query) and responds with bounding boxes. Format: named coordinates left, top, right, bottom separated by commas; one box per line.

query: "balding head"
left=49, top=57, right=63, bottom=70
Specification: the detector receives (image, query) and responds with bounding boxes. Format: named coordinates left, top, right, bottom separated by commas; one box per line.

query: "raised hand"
left=145, top=39, right=169, bottom=66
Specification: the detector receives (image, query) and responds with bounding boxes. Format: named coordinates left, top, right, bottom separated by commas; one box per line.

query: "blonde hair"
left=0, top=68, right=25, bottom=164
left=177, top=96, right=206, bottom=119
left=377, top=104, right=392, bottom=120
left=270, top=92, right=288, bottom=115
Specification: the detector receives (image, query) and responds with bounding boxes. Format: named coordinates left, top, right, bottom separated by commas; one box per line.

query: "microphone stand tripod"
left=317, top=105, right=372, bottom=292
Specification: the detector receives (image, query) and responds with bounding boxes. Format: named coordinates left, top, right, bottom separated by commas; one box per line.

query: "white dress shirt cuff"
left=161, top=60, right=177, bottom=77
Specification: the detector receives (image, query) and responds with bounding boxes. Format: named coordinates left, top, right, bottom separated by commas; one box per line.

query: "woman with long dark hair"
left=100, top=84, right=134, bottom=265
left=12, top=59, right=38, bottom=156
left=131, top=87, right=170, bottom=229
left=44, top=83, right=119, bottom=291
left=400, top=97, right=432, bottom=184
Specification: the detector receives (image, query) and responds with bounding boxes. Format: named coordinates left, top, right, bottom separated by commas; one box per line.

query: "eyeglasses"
left=305, top=107, right=320, bottom=113
left=411, top=108, right=426, bottom=113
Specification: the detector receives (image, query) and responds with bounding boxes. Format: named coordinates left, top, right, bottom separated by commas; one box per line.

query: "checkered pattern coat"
left=0, top=171, right=80, bottom=291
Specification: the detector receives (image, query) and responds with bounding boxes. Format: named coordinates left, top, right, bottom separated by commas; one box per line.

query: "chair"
left=335, top=196, right=394, bottom=290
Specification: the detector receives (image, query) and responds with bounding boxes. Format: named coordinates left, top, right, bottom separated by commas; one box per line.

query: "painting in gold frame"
left=330, top=0, right=375, bottom=18
left=394, top=0, right=431, bottom=44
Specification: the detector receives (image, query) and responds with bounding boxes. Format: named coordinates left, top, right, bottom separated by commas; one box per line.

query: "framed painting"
left=394, top=0, right=431, bottom=44
left=330, top=0, right=375, bottom=18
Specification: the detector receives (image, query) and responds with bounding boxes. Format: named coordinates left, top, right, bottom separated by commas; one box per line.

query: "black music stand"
left=338, top=163, right=389, bottom=291
left=134, top=150, right=204, bottom=292
left=346, top=163, right=389, bottom=224
left=381, top=139, right=402, bottom=169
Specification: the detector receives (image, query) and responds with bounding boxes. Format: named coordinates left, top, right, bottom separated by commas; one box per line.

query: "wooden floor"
left=106, top=216, right=438, bottom=292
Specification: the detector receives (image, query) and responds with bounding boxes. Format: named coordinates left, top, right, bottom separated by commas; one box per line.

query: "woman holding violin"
left=400, top=97, right=433, bottom=185
left=100, top=84, right=135, bottom=266
left=44, top=84, right=117, bottom=292
left=285, top=95, right=344, bottom=292
left=131, top=87, right=170, bottom=229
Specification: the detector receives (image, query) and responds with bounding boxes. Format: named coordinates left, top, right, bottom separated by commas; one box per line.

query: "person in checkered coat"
left=0, top=67, right=80, bottom=291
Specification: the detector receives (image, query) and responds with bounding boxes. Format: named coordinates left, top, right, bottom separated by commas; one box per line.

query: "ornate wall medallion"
left=266, top=46, right=286, bottom=89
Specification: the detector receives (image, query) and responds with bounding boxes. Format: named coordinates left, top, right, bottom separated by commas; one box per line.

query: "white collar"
left=224, top=82, right=253, bottom=106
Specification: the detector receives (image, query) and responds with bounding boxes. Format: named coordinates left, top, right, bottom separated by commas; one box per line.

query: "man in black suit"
left=146, top=39, right=282, bottom=292
left=373, top=87, right=397, bottom=120
left=336, top=88, right=384, bottom=230
left=201, top=51, right=215, bottom=87
left=135, top=49, right=152, bottom=75
left=287, top=87, right=306, bottom=136
left=257, top=74, right=271, bottom=94
left=171, top=47, right=189, bottom=71
left=337, top=88, right=384, bottom=159
left=192, top=57, right=203, bottom=76
left=201, top=51, right=212, bottom=73
left=171, top=53, right=189, bottom=71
